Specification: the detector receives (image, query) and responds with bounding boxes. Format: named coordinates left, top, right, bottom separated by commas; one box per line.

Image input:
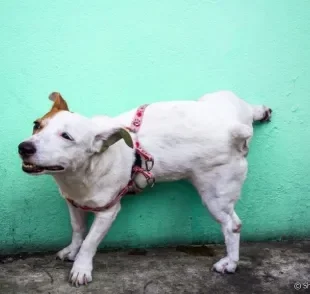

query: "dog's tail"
left=230, top=123, right=253, bottom=156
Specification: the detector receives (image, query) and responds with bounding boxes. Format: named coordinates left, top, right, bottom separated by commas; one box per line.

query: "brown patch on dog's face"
left=32, top=92, right=69, bottom=134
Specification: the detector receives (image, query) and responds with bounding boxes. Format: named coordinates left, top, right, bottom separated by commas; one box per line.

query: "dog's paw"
left=70, top=264, right=93, bottom=287
left=56, top=245, right=80, bottom=261
left=212, top=257, right=238, bottom=274
left=260, top=106, right=272, bottom=122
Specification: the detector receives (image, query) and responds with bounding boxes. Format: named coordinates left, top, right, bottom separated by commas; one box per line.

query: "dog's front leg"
left=69, top=204, right=120, bottom=286
left=57, top=202, right=86, bottom=261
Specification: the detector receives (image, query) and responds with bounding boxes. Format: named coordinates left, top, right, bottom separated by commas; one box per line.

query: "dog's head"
left=18, top=92, right=133, bottom=175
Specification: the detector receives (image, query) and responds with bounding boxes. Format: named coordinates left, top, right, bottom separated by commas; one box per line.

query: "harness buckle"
left=145, top=158, right=154, bottom=171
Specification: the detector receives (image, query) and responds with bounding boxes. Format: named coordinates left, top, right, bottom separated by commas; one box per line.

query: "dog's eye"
left=33, top=121, right=41, bottom=131
left=61, top=132, right=74, bottom=141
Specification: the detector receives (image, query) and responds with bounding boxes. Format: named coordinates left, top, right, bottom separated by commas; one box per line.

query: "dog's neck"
left=53, top=141, right=135, bottom=207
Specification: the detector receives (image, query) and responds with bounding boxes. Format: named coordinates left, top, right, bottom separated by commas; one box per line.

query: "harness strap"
left=129, top=104, right=148, bottom=132
left=66, top=184, right=131, bottom=211
left=127, top=104, right=154, bottom=172
left=66, top=104, right=155, bottom=212
left=132, top=166, right=155, bottom=188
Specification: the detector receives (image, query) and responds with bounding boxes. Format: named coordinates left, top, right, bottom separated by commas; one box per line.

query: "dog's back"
left=115, top=91, right=268, bottom=182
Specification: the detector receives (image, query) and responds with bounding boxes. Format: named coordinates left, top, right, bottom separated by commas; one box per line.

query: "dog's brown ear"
left=48, top=92, right=69, bottom=111
left=93, top=127, right=133, bottom=153
left=99, top=128, right=133, bottom=152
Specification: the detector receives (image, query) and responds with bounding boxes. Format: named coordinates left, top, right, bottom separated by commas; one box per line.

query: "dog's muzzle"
left=18, top=141, right=36, bottom=158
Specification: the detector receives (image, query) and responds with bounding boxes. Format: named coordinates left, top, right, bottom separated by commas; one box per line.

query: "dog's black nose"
left=18, top=141, right=36, bottom=157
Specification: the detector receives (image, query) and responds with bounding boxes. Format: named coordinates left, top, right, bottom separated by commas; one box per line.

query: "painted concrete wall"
left=0, top=0, right=309, bottom=254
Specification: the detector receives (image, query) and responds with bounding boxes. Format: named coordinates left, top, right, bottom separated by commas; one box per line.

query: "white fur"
left=20, top=90, right=272, bottom=286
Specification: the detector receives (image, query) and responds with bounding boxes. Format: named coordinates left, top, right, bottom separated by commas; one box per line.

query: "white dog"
left=18, top=91, right=272, bottom=286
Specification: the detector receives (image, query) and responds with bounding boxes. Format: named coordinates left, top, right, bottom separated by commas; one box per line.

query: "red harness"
left=66, top=104, right=155, bottom=212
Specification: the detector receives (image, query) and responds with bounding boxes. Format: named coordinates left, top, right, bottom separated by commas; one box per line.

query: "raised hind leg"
left=252, top=105, right=272, bottom=122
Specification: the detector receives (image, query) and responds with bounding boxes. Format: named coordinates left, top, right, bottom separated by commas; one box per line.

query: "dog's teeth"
left=23, top=163, right=35, bottom=168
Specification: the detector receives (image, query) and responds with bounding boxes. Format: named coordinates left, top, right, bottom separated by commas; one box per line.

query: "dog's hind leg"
left=252, top=105, right=272, bottom=122
left=205, top=196, right=241, bottom=273
left=191, top=159, right=247, bottom=273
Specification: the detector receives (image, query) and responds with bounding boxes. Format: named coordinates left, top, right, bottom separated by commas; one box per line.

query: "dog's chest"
left=54, top=176, right=92, bottom=201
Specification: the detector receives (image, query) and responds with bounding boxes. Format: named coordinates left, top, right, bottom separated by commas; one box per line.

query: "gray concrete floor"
left=0, top=241, right=309, bottom=293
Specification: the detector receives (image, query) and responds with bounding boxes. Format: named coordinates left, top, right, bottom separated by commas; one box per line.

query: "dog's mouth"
left=22, top=162, right=65, bottom=174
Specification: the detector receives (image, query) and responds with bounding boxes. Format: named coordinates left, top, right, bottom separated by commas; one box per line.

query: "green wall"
left=1, top=0, right=310, bottom=254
